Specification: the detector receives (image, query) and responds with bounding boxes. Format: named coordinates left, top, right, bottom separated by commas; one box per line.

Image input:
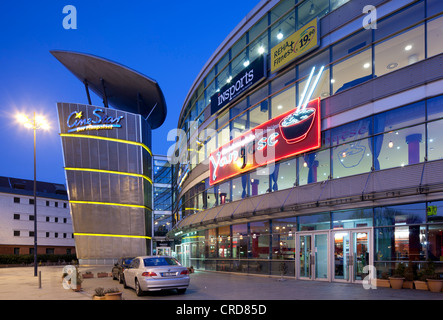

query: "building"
left=0, top=176, right=75, bottom=255
left=52, top=51, right=167, bottom=265
left=169, top=0, right=443, bottom=284
left=152, top=155, right=174, bottom=255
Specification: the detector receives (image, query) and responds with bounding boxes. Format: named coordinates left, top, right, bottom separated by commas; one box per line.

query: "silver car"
left=122, top=256, right=190, bottom=296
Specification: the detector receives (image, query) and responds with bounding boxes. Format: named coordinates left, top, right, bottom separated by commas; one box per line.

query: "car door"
left=125, top=258, right=139, bottom=288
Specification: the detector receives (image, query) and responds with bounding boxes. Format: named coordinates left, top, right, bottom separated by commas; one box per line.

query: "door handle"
left=310, top=254, right=315, bottom=265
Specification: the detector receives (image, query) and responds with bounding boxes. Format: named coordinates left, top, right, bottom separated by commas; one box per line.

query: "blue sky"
left=0, top=1, right=259, bottom=184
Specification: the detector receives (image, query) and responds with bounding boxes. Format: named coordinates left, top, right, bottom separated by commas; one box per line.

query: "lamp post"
left=16, top=113, right=49, bottom=277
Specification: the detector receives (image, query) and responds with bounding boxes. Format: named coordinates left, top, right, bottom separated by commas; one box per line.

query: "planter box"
left=82, top=273, right=94, bottom=279
left=374, top=279, right=391, bottom=288
left=92, top=296, right=106, bottom=300
left=414, top=281, right=429, bottom=290
left=97, top=272, right=109, bottom=278
left=427, top=279, right=443, bottom=293
left=402, top=280, right=414, bottom=289
left=105, top=292, right=123, bottom=300
left=389, top=277, right=404, bottom=290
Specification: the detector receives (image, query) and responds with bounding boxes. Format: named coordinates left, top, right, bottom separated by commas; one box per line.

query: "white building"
left=0, top=176, right=75, bottom=255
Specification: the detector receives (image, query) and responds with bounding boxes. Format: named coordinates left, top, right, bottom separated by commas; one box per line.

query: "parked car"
left=122, top=256, right=190, bottom=296
left=112, top=257, right=135, bottom=283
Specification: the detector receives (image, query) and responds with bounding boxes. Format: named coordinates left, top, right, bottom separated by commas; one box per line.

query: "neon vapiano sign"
left=66, top=108, right=124, bottom=133
left=209, top=66, right=324, bottom=186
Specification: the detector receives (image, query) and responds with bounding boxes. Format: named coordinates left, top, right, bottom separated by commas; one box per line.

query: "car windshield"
left=123, top=258, right=134, bottom=265
left=143, top=257, right=180, bottom=267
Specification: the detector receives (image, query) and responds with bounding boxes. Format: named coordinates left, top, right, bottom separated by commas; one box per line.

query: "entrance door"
left=332, top=229, right=371, bottom=283
left=297, top=232, right=329, bottom=281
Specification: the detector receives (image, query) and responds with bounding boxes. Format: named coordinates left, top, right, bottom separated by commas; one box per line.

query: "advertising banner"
left=271, top=18, right=319, bottom=73
left=209, top=98, right=321, bottom=185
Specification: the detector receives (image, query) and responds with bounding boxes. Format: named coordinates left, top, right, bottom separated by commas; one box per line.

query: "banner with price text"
left=270, top=18, right=319, bottom=73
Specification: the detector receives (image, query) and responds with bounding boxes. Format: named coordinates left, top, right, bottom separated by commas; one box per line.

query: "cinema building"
left=169, top=0, right=443, bottom=283
left=52, top=51, right=167, bottom=265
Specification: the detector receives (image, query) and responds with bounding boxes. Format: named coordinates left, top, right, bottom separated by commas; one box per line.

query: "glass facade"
left=173, top=0, right=443, bottom=281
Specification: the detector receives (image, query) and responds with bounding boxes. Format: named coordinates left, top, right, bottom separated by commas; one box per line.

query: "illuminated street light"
left=16, top=112, right=50, bottom=277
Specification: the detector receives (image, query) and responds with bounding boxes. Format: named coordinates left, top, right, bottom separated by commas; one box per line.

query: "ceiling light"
left=405, top=45, right=413, bottom=51
left=363, top=62, right=371, bottom=69
left=388, top=141, right=394, bottom=148
left=258, top=46, right=265, bottom=54
left=243, top=60, right=250, bottom=67
left=277, top=105, right=283, bottom=109
left=277, top=30, right=283, bottom=40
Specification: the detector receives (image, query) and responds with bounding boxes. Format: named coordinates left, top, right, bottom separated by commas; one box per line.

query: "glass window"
left=271, top=85, right=296, bottom=118
left=427, top=95, right=443, bottom=121
left=143, top=257, right=179, bottom=266
left=250, top=168, right=270, bottom=196
left=375, top=2, right=425, bottom=41
left=218, top=225, right=231, bottom=258
left=231, top=49, right=249, bottom=79
left=249, top=102, right=269, bottom=129
left=332, top=137, right=372, bottom=178
left=427, top=120, right=443, bottom=161
left=271, top=10, right=296, bottom=48
left=297, top=0, right=329, bottom=28
left=330, top=117, right=372, bottom=146
left=374, top=101, right=425, bottom=135
left=298, top=50, right=331, bottom=101
left=272, top=216, right=297, bottom=233
left=376, top=124, right=425, bottom=169
left=232, top=224, right=248, bottom=259
left=427, top=224, right=443, bottom=261
left=427, top=201, right=443, bottom=224
left=217, top=125, right=230, bottom=149
left=374, top=25, right=425, bottom=77
left=332, top=208, right=373, bottom=229
left=276, top=158, right=297, bottom=190
left=332, top=48, right=372, bottom=94
left=206, top=228, right=217, bottom=258
left=232, top=175, right=248, bottom=201
left=216, top=180, right=230, bottom=204
left=331, top=0, right=350, bottom=11
left=374, top=203, right=426, bottom=226
left=298, top=212, right=331, bottom=231
left=250, top=221, right=270, bottom=259
left=299, top=149, right=330, bottom=185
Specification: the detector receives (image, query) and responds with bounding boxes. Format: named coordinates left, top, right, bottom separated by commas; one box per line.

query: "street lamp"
left=16, top=112, right=49, bottom=277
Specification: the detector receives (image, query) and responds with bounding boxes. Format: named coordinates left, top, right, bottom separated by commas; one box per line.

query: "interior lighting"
left=258, top=46, right=265, bottom=54
left=388, top=141, right=394, bottom=148
left=405, top=45, right=413, bottom=51
left=277, top=30, right=283, bottom=40
left=243, top=60, right=250, bottom=67
left=363, top=62, right=371, bottom=69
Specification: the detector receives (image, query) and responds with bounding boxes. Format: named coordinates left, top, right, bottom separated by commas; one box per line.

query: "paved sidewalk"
left=0, top=266, right=442, bottom=300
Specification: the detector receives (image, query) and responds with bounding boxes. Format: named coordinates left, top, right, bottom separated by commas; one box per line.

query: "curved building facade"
left=54, top=51, right=167, bottom=265
left=170, top=0, right=443, bottom=283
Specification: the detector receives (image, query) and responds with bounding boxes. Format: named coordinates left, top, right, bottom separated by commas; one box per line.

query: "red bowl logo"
left=279, top=108, right=316, bottom=144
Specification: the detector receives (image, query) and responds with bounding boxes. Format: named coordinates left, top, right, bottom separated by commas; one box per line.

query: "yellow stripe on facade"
left=74, top=233, right=151, bottom=240
left=64, top=167, right=152, bottom=184
left=69, top=200, right=152, bottom=211
left=60, top=133, right=152, bottom=156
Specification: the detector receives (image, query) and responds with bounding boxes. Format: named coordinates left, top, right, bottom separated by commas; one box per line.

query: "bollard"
left=38, top=271, right=42, bottom=289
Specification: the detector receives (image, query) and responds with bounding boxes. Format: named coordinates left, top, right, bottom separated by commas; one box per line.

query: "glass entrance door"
left=297, top=232, right=329, bottom=281
left=332, top=229, right=371, bottom=283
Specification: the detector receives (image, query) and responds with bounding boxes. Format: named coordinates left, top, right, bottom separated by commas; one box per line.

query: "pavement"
left=0, top=265, right=442, bottom=301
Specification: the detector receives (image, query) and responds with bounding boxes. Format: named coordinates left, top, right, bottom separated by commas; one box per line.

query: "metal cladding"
left=50, top=50, right=167, bottom=129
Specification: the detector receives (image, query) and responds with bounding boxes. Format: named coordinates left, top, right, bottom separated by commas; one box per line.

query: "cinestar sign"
left=210, top=55, right=266, bottom=115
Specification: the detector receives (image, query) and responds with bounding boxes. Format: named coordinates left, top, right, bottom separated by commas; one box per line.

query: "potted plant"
left=414, top=263, right=429, bottom=291
left=402, top=263, right=415, bottom=289
left=82, top=271, right=94, bottom=279
left=92, top=287, right=107, bottom=300
left=424, top=261, right=443, bottom=293
left=97, top=271, right=109, bottom=278
left=374, top=271, right=391, bottom=288
left=104, top=287, right=123, bottom=300
left=389, top=263, right=405, bottom=289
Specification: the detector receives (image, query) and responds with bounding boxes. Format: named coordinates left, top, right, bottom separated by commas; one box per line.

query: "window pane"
left=374, top=25, right=425, bottom=77
left=297, top=0, right=329, bottom=29
left=299, top=149, right=330, bottom=185
left=427, top=94, right=443, bottom=121
left=375, top=203, right=426, bottom=226
left=298, top=50, right=331, bottom=101
left=332, top=29, right=371, bottom=62
left=232, top=175, right=248, bottom=201
left=427, top=16, right=443, bottom=58
left=249, top=102, right=269, bottom=129
left=298, top=213, right=330, bottom=231
left=375, top=2, right=425, bottom=41
left=427, top=224, right=443, bottom=262
left=330, top=117, right=372, bottom=146
left=332, top=138, right=372, bottom=178
left=332, top=49, right=372, bottom=94
left=271, top=10, right=296, bottom=48
left=277, top=158, right=297, bottom=190
left=375, top=124, right=425, bottom=170
left=375, top=226, right=426, bottom=261
left=427, top=201, right=443, bottom=224
left=374, top=101, right=425, bottom=134
left=332, top=208, right=373, bottom=229
left=271, top=85, right=295, bottom=118
left=427, top=120, right=443, bottom=161
left=250, top=168, right=269, bottom=196
left=218, top=225, right=231, bottom=258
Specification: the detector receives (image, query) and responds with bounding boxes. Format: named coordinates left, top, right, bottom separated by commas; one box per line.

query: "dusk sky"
left=0, top=1, right=259, bottom=185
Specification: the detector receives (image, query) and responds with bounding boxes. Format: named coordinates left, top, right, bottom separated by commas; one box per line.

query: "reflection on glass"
left=334, top=232, right=349, bottom=280
left=299, top=235, right=311, bottom=278
left=427, top=16, right=443, bottom=58
left=353, top=231, right=369, bottom=281
left=332, top=138, right=372, bottom=179
left=315, top=234, right=328, bottom=279
left=332, top=49, right=372, bottom=94
left=299, top=149, right=330, bottom=185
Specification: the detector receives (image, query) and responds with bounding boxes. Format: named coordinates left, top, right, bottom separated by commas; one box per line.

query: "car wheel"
left=177, top=288, right=187, bottom=294
left=135, top=279, right=144, bottom=296
left=122, top=275, right=129, bottom=289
